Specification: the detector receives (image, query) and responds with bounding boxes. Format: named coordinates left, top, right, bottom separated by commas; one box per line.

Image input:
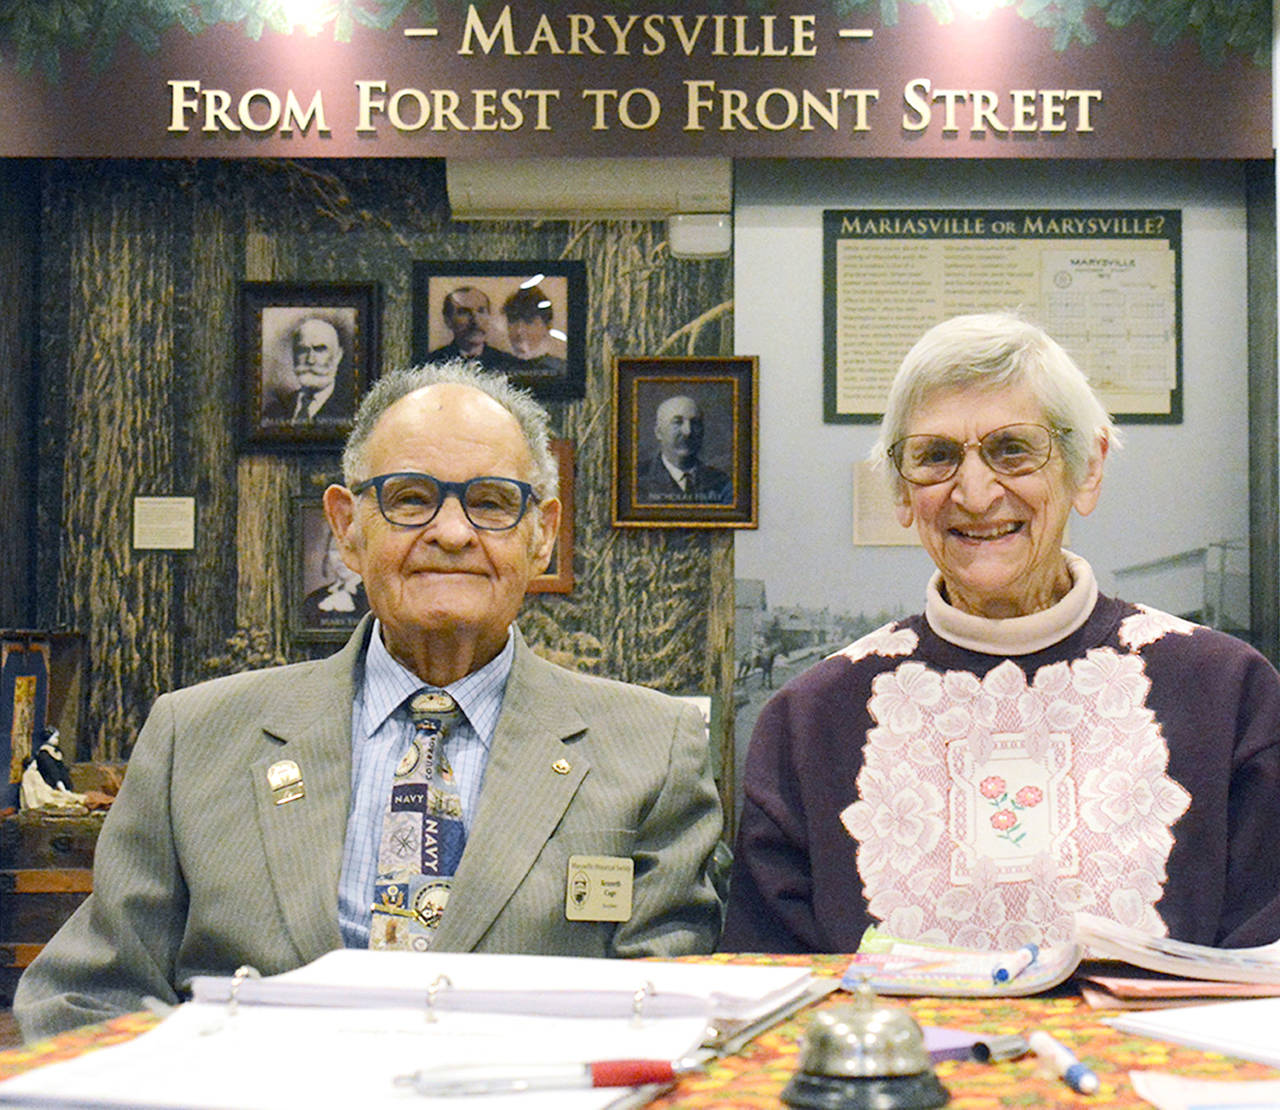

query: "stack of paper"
left=1078, top=973, right=1280, bottom=1011
left=1074, top=913, right=1280, bottom=984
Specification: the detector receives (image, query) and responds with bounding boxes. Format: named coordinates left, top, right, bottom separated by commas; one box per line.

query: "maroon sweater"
left=722, top=594, right=1280, bottom=953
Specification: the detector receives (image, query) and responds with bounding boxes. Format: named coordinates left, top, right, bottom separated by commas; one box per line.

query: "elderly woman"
left=721, top=312, right=1280, bottom=954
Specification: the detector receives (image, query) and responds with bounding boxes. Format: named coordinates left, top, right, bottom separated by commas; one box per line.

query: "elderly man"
left=263, top=316, right=350, bottom=423
left=426, top=287, right=516, bottom=372
left=16, top=362, right=723, bottom=1041
left=636, top=394, right=733, bottom=504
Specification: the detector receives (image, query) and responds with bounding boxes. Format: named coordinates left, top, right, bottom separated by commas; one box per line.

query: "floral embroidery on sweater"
left=838, top=625, right=1192, bottom=948
left=1119, top=605, right=1199, bottom=650
left=831, top=622, right=918, bottom=665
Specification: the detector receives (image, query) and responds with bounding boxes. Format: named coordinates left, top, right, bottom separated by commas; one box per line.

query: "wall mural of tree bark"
left=181, top=179, right=244, bottom=681
left=43, top=165, right=182, bottom=759
left=33, top=160, right=736, bottom=810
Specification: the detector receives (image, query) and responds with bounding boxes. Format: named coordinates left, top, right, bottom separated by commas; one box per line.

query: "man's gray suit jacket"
left=15, top=619, right=724, bottom=1040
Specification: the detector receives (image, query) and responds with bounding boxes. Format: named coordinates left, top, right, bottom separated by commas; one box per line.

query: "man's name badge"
left=266, top=759, right=305, bottom=805
left=565, top=854, right=634, bottom=922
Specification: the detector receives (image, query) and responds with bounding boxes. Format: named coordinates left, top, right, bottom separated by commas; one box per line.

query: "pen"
left=970, top=1033, right=1030, bottom=1063
left=393, top=1058, right=698, bottom=1096
left=1028, top=1030, right=1099, bottom=1095
left=991, top=942, right=1039, bottom=984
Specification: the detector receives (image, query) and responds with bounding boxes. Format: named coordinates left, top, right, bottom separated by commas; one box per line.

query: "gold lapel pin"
left=552, top=758, right=571, bottom=775
left=267, top=759, right=305, bottom=805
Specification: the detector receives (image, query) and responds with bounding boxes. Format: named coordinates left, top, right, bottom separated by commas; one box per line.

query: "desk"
left=1, top=955, right=1277, bottom=1107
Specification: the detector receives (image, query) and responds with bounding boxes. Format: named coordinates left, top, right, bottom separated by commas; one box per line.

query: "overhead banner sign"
left=0, top=1, right=1268, bottom=158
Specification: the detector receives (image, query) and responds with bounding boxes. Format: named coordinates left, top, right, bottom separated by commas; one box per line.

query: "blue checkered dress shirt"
left=337, top=622, right=513, bottom=948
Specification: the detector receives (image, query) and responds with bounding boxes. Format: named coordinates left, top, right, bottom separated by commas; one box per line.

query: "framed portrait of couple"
left=611, top=355, right=758, bottom=529
left=239, top=281, right=381, bottom=452
left=411, top=261, right=587, bottom=400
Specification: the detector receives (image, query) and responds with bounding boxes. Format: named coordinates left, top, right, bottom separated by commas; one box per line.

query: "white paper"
left=1130, top=1070, right=1280, bottom=1110
left=132, top=497, right=195, bottom=550
left=1107, top=997, right=1280, bottom=1068
left=0, top=1005, right=709, bottom=1109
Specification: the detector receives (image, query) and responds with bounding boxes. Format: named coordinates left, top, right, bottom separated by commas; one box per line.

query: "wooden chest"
left=0, top=868, right=93, bottom=1005
left=0, top=810, right=105, bottom=1007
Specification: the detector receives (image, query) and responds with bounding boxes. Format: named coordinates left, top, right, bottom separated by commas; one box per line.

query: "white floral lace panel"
left=839, top=648, right=1191, bottom=949
left=1119, top=605, right=1199, bottom=650
left=830, top=622, right=919, bottom=664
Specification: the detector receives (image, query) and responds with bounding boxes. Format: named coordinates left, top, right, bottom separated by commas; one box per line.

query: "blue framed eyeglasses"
left=349, top=472, right=539, bottom=531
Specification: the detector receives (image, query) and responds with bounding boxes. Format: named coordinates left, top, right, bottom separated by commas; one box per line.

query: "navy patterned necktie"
left=369, top=691, right=466, bottom=951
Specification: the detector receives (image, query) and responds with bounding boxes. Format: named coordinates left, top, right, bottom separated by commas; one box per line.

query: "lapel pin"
left=267, top=759, right=305, bottom=805
left=552, top=758, right=571, bottom=775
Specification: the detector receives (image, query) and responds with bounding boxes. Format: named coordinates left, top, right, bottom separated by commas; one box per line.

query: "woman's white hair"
left=872, top=312, right=1118, bottom=489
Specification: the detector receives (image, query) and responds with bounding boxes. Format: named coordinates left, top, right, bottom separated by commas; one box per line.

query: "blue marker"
left=991, top=942, right=1039, bottom=984
left=1029, top=1030, right=1099, bottom=1096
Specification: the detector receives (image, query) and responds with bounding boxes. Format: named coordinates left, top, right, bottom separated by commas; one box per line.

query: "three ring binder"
left=0, top=951, right=832, bottom=1109
left=631, top=980, right=655, bottom=1026
left=225, top=965, right=260, bottom=1019
left=425, top=974, right=451, bottom=1022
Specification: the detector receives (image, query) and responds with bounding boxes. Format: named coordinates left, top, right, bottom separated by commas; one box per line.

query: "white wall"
left=733, top=159, right=1250, bottom=622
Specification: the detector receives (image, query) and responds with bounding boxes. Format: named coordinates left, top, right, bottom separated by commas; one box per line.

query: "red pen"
left=393, top=1058, right=698, bottom=1096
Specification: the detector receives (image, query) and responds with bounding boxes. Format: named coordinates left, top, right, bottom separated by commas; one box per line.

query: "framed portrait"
left=292, top=498, right=370, bottom=643
left=411, top=261, right=586, bottom=400
left=529, top=439, right=575, bottom=595
left=239, top=281, right=381, bottom=450
left=1, top=637, right=48, bottom=809
left=612, top=356, right=758, bottom=529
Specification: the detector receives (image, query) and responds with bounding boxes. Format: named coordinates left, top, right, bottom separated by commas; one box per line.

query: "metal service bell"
left=781, top=979, right=949, bottom=1110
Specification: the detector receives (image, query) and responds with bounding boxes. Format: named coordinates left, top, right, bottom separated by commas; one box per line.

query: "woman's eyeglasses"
left=888, top=423, right=1064, bottom=486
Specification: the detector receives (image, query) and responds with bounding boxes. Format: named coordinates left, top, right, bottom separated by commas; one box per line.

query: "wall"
left=0, top=162, right=38, bottom=629
left=25, top=160, right=734, bottom=775
left=732, top=158, right=1251, bottom=796
left=7, top=154, right=1260, bottom=837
